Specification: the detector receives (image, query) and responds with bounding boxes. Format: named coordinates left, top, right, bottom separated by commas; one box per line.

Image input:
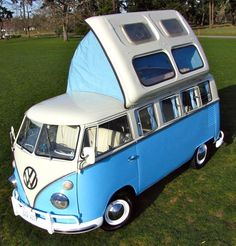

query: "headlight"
left=12, top=161, right=16, bottom=168
left=8, top=174, right=17, bottom=188
left=50, top=193, right=69, bottom=209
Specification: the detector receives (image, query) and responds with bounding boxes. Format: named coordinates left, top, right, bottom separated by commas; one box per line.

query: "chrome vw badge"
left=23, top=167, right=38, bottom=190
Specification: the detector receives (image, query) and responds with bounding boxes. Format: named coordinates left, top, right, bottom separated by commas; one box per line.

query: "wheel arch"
left=111, top=185, right=137, bottom=200
left=192, top=137, right=214, bottom=158
left=103, top=185, right=137, bottom=214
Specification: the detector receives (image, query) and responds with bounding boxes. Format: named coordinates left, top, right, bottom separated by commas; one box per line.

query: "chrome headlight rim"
left=50, top=193, right=69, bottom=209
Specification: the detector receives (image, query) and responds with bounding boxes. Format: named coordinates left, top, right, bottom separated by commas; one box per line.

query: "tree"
left=11, top=0, right=37, bottom=37
left=42, top=0, right=80, bottom=41
left=229, top=0, right=236, bottom=25
left=0, top=1, right=13, bottom=38
left=208, top=0, right=215, bottom=26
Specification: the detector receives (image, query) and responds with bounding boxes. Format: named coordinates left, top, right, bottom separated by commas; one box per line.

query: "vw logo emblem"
left=23, top=167, right=38, bottom=190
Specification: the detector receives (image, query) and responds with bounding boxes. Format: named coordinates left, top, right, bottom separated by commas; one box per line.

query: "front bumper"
left=10, top=190, right=103, bottom=234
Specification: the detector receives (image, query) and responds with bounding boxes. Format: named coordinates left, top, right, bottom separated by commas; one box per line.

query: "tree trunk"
left=112, top=0, right=119, bottom=13
left=233, top=14, right=235, bottom=25
left=22, top=0, right=28, bottom=35
left=209, top=0, right=214, bottom=27
left=231, top=10, right=235, bottom=25
left=26, top=2, right=30, bottom=38
left=212, top=0, right=214, bottom=26
left=62, top=4, right=68, bottom=42
left=209, top=0, right=212, bottom=27
left=201, top=13, right=204, bottom=26
left=62, top=21, right=68, bottom=42
left=0, top=19, right=3, bottom=39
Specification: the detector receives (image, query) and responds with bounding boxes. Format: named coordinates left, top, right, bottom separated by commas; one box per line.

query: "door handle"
left=128, top=155, right=138, bottom=162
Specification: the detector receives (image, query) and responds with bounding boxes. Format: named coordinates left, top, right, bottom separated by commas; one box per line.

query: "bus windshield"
left=17, top=117, right=79, bottom=160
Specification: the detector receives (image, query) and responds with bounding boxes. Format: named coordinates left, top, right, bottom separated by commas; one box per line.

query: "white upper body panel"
left=86, top=10, right=209, bottom=108
left=26, top=92, right=125, bottom=125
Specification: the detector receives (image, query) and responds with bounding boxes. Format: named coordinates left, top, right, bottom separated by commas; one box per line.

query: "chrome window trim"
left=135, top=103, right=158, bottom=136
left=180, top=86, right=201, bottom=114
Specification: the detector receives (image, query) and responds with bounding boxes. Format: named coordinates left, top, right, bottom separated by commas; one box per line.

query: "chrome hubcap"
left=105, top=199, right=130, bottom=226
left=108, top=203, right=124, bottom=221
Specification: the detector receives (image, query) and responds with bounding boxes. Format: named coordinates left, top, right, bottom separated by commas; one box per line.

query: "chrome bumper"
left=215, top=130, right=224, bottom=148
left=11, top=190, right=103, bottom=234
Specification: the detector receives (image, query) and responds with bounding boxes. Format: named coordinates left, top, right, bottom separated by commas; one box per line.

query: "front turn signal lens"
left=63, top=180, right=73, bottom=190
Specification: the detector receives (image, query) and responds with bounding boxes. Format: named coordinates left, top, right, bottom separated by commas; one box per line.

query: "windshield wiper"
left=45, top=125, right=53, bottom=159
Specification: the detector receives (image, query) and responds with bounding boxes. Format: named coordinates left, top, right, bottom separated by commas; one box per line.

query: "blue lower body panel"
left=136, top=102, right=220, bottom=191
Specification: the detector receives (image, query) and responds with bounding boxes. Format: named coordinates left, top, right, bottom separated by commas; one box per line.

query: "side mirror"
left=9, top=126, right=16, bottom=148
left=82, top=147, right=95, bottom=165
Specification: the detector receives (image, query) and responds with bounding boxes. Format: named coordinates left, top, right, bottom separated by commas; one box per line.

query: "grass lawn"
left=194, top=25, right=236, bottom=36
left=0, top=37, right=235, bottom=246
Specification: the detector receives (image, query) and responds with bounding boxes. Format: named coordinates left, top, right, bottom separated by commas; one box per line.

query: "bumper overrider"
left=10, top=189, right=103, bottom=234
left=215, top=130, right=224, bottom=148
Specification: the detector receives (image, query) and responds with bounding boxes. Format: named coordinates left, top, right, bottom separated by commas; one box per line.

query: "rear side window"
left=199, top=81, right=212, bottom=105
left=181, top=88, right=200, bottom=113
left=133, top=52, right=175, bottom=86
left=161, top=96, right=181, bottom=123
left=161, top=19, right=187, bottom=37
left=172, top=45, right=203, bottom=74
left=136, top=105, right=157, bottom=136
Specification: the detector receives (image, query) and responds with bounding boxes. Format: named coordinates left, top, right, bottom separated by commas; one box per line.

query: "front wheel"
left=102, top=193, right=134, bottom=231
left=191, top=143, right=210, bottom=169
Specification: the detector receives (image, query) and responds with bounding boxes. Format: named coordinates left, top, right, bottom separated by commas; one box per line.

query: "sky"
left=2, top=0, right=42, bottom=17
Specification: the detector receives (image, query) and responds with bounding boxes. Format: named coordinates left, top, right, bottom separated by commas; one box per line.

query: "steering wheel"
left=24, top=143, right=34, bottom=151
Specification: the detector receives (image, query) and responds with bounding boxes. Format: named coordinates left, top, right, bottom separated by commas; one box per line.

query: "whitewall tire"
left=191, top=143, right=210, bottom=169
left=102, top=193, right=134, bottom=231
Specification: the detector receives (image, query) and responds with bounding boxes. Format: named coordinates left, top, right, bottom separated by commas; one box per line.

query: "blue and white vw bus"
left=9, top=10, right=224, bottom=234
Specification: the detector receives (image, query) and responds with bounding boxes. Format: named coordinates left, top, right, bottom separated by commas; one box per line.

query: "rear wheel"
left=191, top=143, right=210, bottom=169
left=102, top=192, right=134, bottom=231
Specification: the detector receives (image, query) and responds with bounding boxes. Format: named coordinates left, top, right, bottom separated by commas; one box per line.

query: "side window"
left=161, top=96, right=181, bottom=123
left=181, top=88, right=200, bottom=113
left=172, top=45, right=203, bottom=74
left=136, top=105, right=157, bottom=136
left=83, top=116, right=132, bottom=157
left=199, top=81, right=212, bottom=105
left=122, top=23, right=154, bottom=44
left=161, top=18, right=187, bottom=37
left=133, top=52, right=175, bottom=86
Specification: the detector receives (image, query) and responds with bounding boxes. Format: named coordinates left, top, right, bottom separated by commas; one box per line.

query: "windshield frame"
left=16, top=116, right=42, bottom=154
left=16, top=116, right=80, bottom=161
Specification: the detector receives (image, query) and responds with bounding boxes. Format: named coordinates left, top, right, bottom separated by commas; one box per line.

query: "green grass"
left=0, top=37, right=236, bottom=246
left=194, top=25, right=236, bottom=36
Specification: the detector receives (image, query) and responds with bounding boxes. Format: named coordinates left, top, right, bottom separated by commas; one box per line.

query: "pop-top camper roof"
left=67, top=10, right=209, bottom=108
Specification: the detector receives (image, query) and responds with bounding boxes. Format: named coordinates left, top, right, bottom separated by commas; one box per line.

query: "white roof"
left=26, top=92, right=125, bottom=125
left=86, top=10, right=209, bottom=107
